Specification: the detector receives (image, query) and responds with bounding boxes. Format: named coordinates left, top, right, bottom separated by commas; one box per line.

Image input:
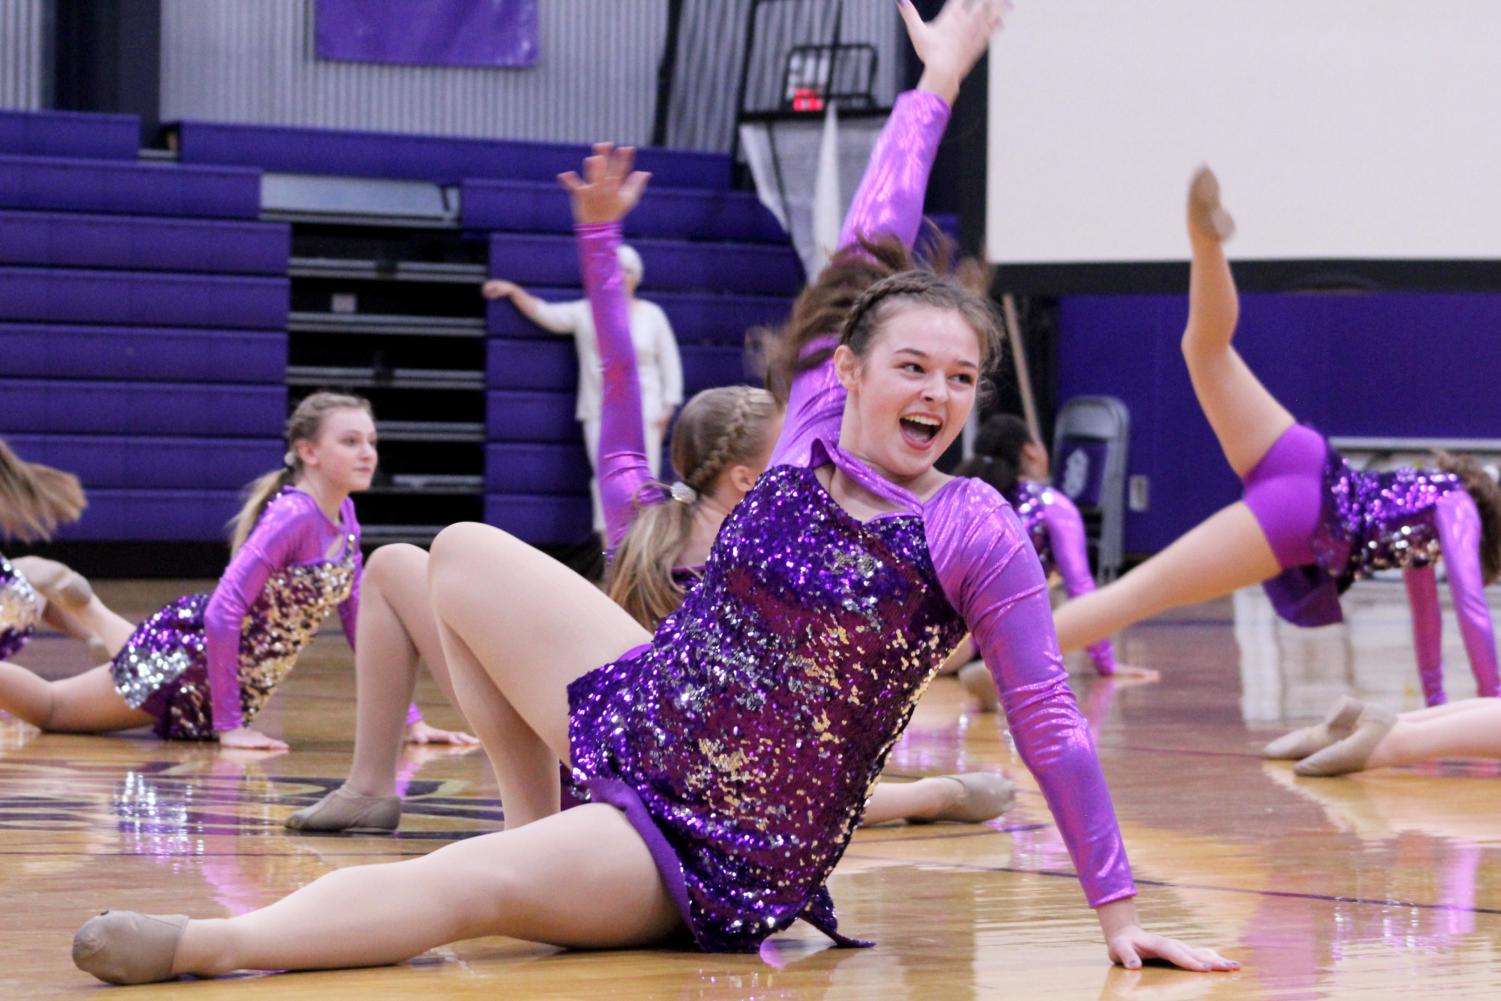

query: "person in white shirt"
left=484, top=244, right=684, bottom=532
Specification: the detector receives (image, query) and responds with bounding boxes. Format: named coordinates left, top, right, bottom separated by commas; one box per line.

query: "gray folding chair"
left=1051, top=396, right=1131, bottom=583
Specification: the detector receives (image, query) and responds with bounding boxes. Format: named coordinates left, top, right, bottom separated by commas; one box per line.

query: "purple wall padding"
left=0, top=325, right=286, bottom=383
left=484, top=391, right=577, bottom=442
left=461, top=179, right=786, bottom=244
left=174, top=120, right=730, bottom=190
left=0, top=380, right=286, bottom=436
left=484, top=443, right=591, bottom=493
left=488, top=233, right=802, bottom=296
left=0, top=155, right=261, bottom=219
left=49, top=490, right=246, bottom=541
left=0, top=267, right=289, bottom=329
left=0, top=211, right=289, bottom=275
left=485, top=287, right=789, bottom=347
left=5, top=435, right=281, bottom=489
left=483, top=493, right=591, bottom=545
left=0, top=110, right=139, bottom=160
left=1056, top=291, right=1501, bottom=554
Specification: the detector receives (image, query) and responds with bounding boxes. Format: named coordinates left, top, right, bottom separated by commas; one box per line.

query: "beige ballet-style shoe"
left=958, top=661, right=999, bottom=713
left=910, top=772, right=1017, bottom=824
left=12, top=555, right=94, bottom=609
left=1294, top=704, right=1398, bottom=778
left=284, top=785, right=401, bottom=834
left=72, top=911, right=188, bottom=985
left=1262, top=695, right=1366, bottom=760
left=1188, top=166, right=1237, bottom=243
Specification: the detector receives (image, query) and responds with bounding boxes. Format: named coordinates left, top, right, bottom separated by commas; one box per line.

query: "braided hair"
left=607, top=385, right=779, bottom=629
left=838, top=269, right=1002, bottom=370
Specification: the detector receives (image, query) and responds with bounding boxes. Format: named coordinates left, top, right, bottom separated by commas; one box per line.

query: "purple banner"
left=316, top=0, right=539, bottom=69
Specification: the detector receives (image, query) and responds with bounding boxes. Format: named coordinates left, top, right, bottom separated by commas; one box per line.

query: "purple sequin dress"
left=1259, top=432, right=1464, bottom=626
left=1004, top=482, right=1117, bottom=674
left=0, top=554, right=41, bottom=661
left=110, top=488, right=363, bottom=740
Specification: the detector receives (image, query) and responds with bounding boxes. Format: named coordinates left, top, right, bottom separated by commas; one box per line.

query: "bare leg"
left=1359, top=700, right=1501, bottom=769
left=51, top=595, right=135, bottom=658
left=862, top=773, right=1014, bottom=825
left=344, top=544, right=460, bottom=798
left=1053, top=502, right=1280, bottom=653
left=152, top=805, right=677, bottom=976
left=0, top=662, right=152, bottom=732
left=13, top=555, right=134, bottom=658
left=428, top=523, right=648, bottom=829
left=1181, top=168, right=1296, bottom=477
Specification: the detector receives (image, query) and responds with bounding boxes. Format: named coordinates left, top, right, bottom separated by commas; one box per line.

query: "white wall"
left=986, top=1, right=1501, bottom=264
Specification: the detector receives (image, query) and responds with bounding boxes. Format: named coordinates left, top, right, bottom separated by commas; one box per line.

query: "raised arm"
left=1434, top=490, right=1500, bottom=698
left=560, top=145, right=661, bottom=553
left=1043, top=491, right=1118, bottom=676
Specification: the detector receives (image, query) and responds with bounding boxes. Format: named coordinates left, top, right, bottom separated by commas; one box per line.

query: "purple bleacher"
left=0, top=211, right=288, bottom=275
left=50, top=490, right=245, bottom=541
left=0, top=155, right=261, bottom=219
left=174, top=120, right=731, bottom=190
left=5, top=435, right=281, bottom=490
left=1, top=324, right=285, bottom=382
left=0, top=380, right=285, bottom=436
left=485, top=443, right=591, bottom=493
left=0, top=267, right=288, bottom=328
left=489, top=233, right=802, bottom=296
left=461, top=179, right=786, bottom=244
left=0, top=110, right=139, bottom=160
left=483, top=493, right=592, bottom=546
left=485, top=287, right=789, bottom=347
left=485, top=391, right=578, bottom=442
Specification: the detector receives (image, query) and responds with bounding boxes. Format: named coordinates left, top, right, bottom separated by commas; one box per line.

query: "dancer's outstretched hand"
left=217, top=727, right=290, bottom=752
left=559, top=143, right=651, bottom=225
left=482, top=279, right=518, bottom=300
left=405, top=720, right=481, bottom=746
left=1098, top=901, right=1239, bottom=973
left=901, top=0, right=1012, bottom=104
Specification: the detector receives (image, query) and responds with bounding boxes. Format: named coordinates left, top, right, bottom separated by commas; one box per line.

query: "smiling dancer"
left=0, top=392, right=404, bottom=748
left=286, top=0, right=1013, bottom=835
left=1022, top=168, right=1501, bottom=707
left=73, top=42, right=1239, bottom=982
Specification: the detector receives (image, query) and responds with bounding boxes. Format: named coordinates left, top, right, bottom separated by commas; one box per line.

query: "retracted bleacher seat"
left=0, top=110, right=287, bottom=544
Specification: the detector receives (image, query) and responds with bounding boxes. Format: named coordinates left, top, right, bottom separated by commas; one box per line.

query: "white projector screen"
left=985, top=1, right=1501, bottom=267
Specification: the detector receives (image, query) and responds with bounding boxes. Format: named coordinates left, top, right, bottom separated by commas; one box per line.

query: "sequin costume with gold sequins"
left=0, top=554, right=41, bottom=661
left=566, top=91, right=1134, bottom=953
left=1248, top=423, right=1498, bottom=704
left=1005, top=482, right=1117, bottom=675
left=110, top=488, right=364, bottom=740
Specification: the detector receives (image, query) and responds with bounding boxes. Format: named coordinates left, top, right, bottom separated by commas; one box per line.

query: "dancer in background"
left=74, top=110, right=1237, bottom=986
left=289, top=1, right=1015, bottom=833
left=0, top=393, right=449, bottom=749
left=484, top=242, right=682, bottom=534
left=944, top=414, right=1158, bottom=710
left=1037, top=168, right=1500, bottom=707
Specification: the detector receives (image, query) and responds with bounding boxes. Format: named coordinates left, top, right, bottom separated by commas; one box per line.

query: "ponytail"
left=0, top=439, right=87, bottom=542
left=954, top=413, right=1035, bottom=496
left=227, top=391, right=373, bottom=554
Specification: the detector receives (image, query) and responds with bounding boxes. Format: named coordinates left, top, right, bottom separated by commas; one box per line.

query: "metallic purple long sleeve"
left=1403, top=566, right=1447, bottom=705
left=1038, top=488, right=1118, bottom=675
left=202, top=493, right=360, bottom=731
left=1433, top=490, right=1500, bottom=698
left=927, top=479, right=1135, bottom=908
left=580, top=221, right=663, bottom=555
left=775, top=90, right=952, bottom=468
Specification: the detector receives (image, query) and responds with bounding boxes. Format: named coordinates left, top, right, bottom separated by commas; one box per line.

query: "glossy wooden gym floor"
left=3, top=578, right=1498, bottom=999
